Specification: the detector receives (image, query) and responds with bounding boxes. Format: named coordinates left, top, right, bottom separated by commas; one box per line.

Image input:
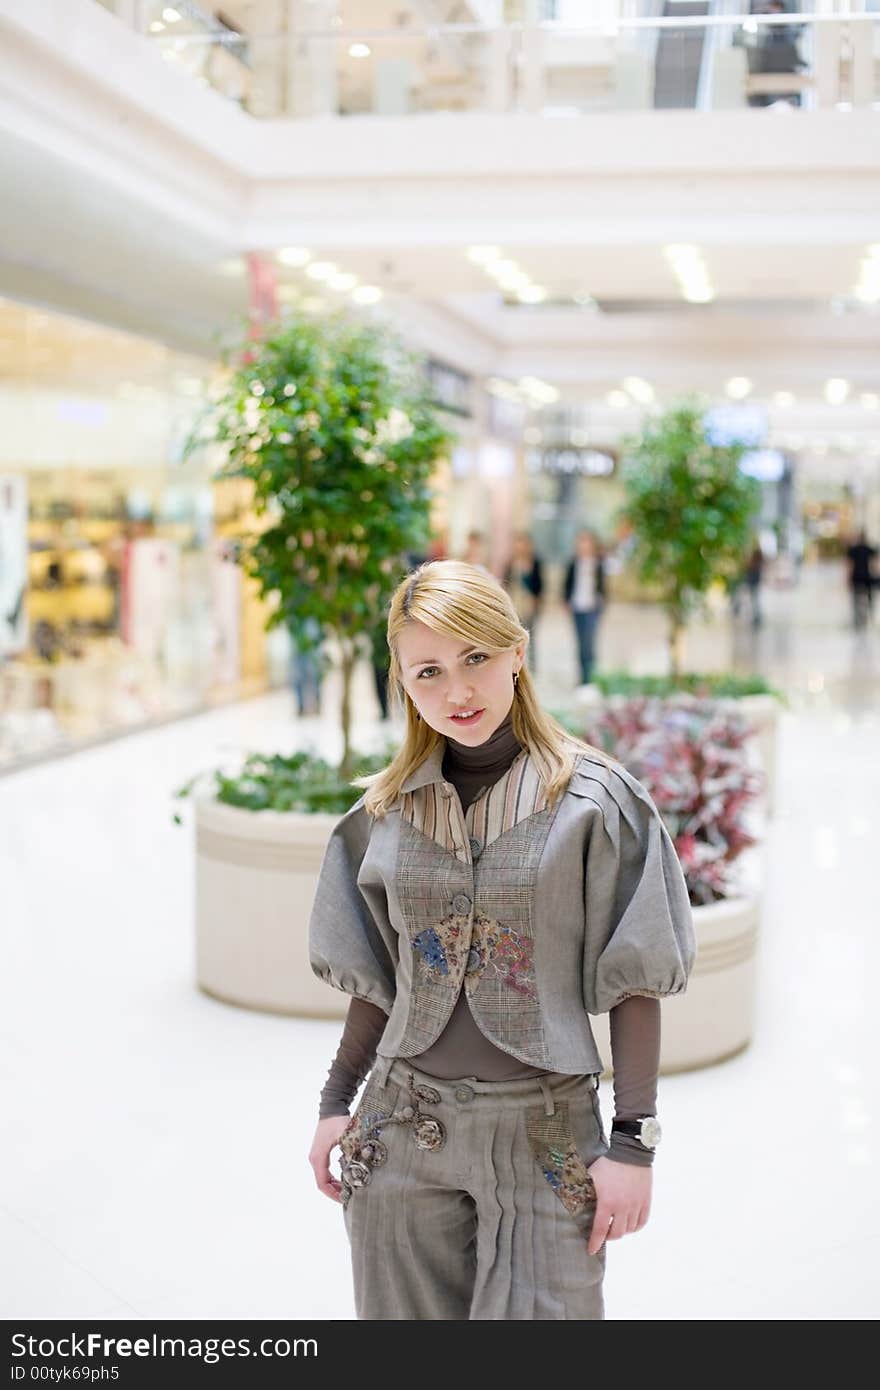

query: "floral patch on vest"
left=413, top=916, right=467, bottom=979
left=526, top=1103, right=597, bottom=1217
left=466, top=916, right=537, bottom=1001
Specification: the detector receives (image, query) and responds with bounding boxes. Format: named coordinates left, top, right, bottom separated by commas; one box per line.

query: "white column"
left=285, top=0, right=338, bottom=117
left=249, top=0, right=285, bottom=119
left=846, top=18, right=875, bottom=107
left=814, top=20, right=842, bottom=108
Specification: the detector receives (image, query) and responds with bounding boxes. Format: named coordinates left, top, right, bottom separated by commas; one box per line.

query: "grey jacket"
left=308, top=745, right=695, bottom=1075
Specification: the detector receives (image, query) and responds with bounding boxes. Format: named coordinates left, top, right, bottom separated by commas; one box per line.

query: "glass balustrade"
left=105, top=7, right=880, bottom=119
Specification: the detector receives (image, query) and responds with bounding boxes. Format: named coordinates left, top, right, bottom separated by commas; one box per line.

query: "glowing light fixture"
left=517, top=286, right=547, bottom=303
left=824, top=378, right=850, bottom=404
left=352, top=286, right=383, bottom=304
left=726, top=377, right=753, bottom=399
left=162, top=6, right=182, bottom=21
left=349, top=43, right=371, bottom=58
left=277, top=247, right=312, bottom=267
left=623, top=376, right=654, bottom=404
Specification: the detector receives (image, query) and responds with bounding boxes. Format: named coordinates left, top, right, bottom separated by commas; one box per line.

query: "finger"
left=605, top=1215, right=626, bottom=1242
left=316, top=1176, right=344, bottom=1203
left=587, top=1208, right=614, bottom=1256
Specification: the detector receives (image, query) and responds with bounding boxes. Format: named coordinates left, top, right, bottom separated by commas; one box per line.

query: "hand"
left=585, top=1155, right=652, bottom=1256
left=309, top=1115, right=351, bottom=1204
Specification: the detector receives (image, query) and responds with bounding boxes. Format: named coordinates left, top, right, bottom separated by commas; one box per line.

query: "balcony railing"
left=96, top=5, right=880, bottom=119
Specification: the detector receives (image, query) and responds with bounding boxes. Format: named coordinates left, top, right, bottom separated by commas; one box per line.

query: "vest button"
left=469, top=836, right=483, bottom=859
left=452, top=893, right=472, bottom=915
left=466, top=946, right=481, bottom=973
left=401, top=1106, right=415, bottom=1120
left=454, top=1085, right=474, bottom=1103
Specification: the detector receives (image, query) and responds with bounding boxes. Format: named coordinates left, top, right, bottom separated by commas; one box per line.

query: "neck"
left=443, top=706, right=522, bottom=771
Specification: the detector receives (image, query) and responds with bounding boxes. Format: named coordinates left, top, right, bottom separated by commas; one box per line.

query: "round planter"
left=195, top=798, right=348, bottom=1018
left=588, top=889, right=760, bottom=1075
left=737, top=693, right=780, bottom=816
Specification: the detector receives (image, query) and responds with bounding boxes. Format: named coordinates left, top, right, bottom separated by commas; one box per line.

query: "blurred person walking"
left=462, top=528, right=490, bottom=573
left=503, top=532, right=544, bottom=674
left=564, top=530, right=606, bottom=687
left=846, top=529, right=877, bottom=631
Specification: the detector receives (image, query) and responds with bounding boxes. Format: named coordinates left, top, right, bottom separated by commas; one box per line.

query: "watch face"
left=641, top=1117, right=662, bottom=1149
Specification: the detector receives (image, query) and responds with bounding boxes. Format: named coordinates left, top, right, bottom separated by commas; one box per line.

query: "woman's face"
left=396, top=619, right=524, bottom=745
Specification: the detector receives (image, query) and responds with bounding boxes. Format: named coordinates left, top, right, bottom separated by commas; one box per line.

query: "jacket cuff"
left=606, top=1134, right=655, bottom=1168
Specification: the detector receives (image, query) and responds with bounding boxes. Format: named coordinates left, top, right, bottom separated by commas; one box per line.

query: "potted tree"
left=574, top=401, right=781, bottom=811
left=181, top=312, right=453, bottom=1017
left=618, top=399, right=760, bottom=677
left=577, top=694, right=764, bottom=1072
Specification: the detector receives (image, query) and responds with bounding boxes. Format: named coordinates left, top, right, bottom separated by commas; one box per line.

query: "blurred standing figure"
left=846, top=529, right=878, bottom=630
left=462, top=529, right=490, bottom=572
left=564, top=530, right=606, bottom=687
left=289, top=615, right=324, bottom=716
left=744, top=544, right=765, bottom=630
left=503, top=532, right=543, bottom=673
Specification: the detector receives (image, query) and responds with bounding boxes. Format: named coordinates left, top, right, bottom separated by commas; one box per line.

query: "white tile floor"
left=1, top=561, right=878, bottom=1320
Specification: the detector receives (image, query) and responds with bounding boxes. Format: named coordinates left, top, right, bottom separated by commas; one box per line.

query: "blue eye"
left=416, top=667, right=439, bottom=680
left=467, top=653, right=489, bottom=665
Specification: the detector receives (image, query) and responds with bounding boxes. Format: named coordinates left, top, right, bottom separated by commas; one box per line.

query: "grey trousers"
left=340, top=1056, right=610, bottom=1320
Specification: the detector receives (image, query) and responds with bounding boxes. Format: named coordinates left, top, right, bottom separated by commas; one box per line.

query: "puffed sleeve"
left=308, top=797, right=397, bottom=1013
left=578, top=760, right=696, bottom=1014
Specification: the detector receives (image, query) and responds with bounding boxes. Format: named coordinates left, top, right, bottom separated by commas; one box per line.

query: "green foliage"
left=190, top=313, right=452, bottom=646
left=187, top=311, right=453, bottom=777
left=592, top=670, right=784, bottom=701
left=620, top=399, right=761, bottom=642
left=174, top=746, right=394, bottom=818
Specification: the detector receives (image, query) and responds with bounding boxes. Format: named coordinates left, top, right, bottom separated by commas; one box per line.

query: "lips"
left=449, top=709, right=485, bottom=725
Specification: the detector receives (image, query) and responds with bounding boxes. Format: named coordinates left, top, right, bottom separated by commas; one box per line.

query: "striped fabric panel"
left=401, top=787, right=468, bottom=862
left=467, top=750, right=548, bottom=853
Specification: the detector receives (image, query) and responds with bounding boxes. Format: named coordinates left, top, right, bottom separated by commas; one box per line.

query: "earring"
left=513, top=671, right=519, bottom=689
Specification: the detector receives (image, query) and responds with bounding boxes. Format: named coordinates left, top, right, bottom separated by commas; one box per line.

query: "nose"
left=447, top=675, right=475, bottom=706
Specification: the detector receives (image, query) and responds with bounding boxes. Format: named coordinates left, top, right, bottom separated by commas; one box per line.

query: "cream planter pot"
left=195, top=799, right=348, bottom=1018
left=588, top=890, right=760, bottom=1075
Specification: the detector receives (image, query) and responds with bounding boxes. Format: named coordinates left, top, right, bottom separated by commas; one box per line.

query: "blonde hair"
left=354, top=559, right=611, bottom=818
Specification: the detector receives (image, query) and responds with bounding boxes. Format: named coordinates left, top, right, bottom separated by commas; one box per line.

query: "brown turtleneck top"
left=318, top=710, right=661, bottom=1166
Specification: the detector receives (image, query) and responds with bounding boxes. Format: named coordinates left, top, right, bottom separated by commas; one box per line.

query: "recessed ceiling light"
left=349, top=43, right=371, bottom=58
left=162, top=6, right=182, bottom=21
left=277, top=247, right=312, bottom=267
left=149, top=20, right=165, bottom=32
left=825, top=378, right=850, bottom=404
left=623, top=376, right=655, bottom=404
left=306, top=261, right=337, bottom=281
left=517, top=286, right=547, bottom=303
left=352, top=286, right=382, bottom=304
left=726, top=377, right=753, bottom=399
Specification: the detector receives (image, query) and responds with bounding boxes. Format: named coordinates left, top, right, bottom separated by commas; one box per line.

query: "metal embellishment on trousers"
left=526, top=1101, right=597, bottom=1217
left=339, top=1088, right=396, bottom=1201
left=404, top=1073, right=447, bottom=1152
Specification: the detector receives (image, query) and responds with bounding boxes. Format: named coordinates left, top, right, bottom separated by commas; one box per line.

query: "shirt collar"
left=400, top=743, right=447, bottom=794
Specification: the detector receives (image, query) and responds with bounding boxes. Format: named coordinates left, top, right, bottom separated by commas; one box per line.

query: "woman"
left=503, top=531, right=543, bottom=674
left=563, top=530, right=606, bottom=687
left=308, top=561, right=694, bottom=1321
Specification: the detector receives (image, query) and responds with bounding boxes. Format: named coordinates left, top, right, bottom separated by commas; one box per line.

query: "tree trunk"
left=339, top=640, right=355, bottom=779
left=669, top=618, right=686, bottom=679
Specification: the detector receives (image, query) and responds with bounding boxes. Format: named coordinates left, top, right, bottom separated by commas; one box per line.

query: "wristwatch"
left=610, top=1116, right=662, bottom=1150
